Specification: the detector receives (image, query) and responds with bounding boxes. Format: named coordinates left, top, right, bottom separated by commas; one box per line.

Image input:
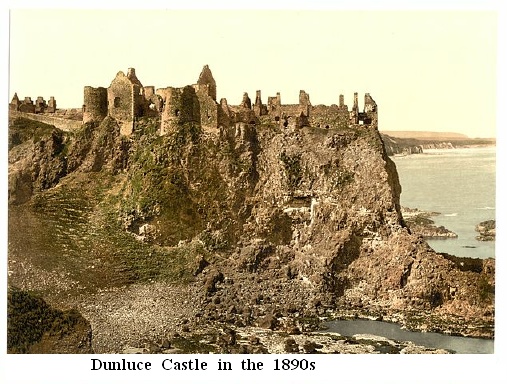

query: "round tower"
left=83, top=86, right=108, bottom=124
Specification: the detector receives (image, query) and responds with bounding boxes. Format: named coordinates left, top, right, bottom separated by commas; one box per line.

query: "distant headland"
left=380, top=130, right=495, bottom=156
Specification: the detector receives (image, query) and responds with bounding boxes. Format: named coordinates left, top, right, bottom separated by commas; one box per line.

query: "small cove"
left=323, top=319, right=493, bottom=354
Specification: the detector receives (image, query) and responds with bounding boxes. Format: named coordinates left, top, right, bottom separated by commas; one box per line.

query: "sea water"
left=391, top=146, right=496, bottom=259
left=323, top=319, right=493, bottom=354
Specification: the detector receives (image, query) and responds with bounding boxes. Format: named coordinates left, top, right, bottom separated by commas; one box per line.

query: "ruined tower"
left=47, top=97, right=57, bottom=113
left=194, top=65, right=219, bottom=131
left=361, top=93, right=378, bottom=126
left=9, top=93, right=21, bottom=112
left=154, top=65, right=222, bottom=135
left=253, top=90, right=267, bottom=116
left=218, top=98, right=234, bottom=127
left=298, top=90, right=311, bottom=117
left=107, top=69, right=146, bottom=135
left=83, top=86, right=108, bottom=124
left=157, top=85, right=202, bottom=136
left=196, top=65, right=217, bottom=101
left=35, top=97, right=47, bottom=114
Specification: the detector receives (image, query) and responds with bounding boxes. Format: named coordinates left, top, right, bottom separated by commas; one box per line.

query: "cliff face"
left=244, top=127, right=403, bottom=290
left=8, top=115, right=495, bottom=346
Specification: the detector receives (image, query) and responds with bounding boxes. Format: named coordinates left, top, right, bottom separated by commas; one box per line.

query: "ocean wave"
left=444, top=213, right=458, bottom=217
left=476, top=206, right=495, bottom=210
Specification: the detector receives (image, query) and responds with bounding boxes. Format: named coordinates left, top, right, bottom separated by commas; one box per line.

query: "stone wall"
left=361, top=93, right=378, bottom=126
left=54, top=108, right=83, bottom=121
left=310, top=105, right=350, bottom=130
left=278, top=104, right=306, bottom=128
left=267, top=93, right=281, bottom=119
left=298, top=90, right=311, bottom=117
left=195, top=86, right=219, bottom=131
left=144, top=86, right=155, bottom=99
left=10, top=110, right=83, bottom=131
left=218, top=98, right=234, bottom=127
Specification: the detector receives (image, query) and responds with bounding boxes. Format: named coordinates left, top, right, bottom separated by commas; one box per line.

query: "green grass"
left=9, top=117, right=57, bottom=148
left=6, top=287, right=88, bottom=353
left=15, top=168, right=207, bottom=297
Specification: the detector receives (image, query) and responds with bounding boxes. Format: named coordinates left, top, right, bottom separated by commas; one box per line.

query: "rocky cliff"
left=8, top=114, right=495, bottom=352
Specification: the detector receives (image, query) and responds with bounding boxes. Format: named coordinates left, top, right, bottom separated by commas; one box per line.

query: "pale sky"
left=8, top=8, right=499, bottom=138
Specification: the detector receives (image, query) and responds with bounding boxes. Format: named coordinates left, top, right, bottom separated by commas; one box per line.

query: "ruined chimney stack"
left=253, top=90, right=266, bottom=116
left=351, top=92, right=359, bottom=124
left=255, top=90, right=262, bottom=105
left=241, top=92, right=252, bottom=109
left=298, top=90, right=311, bottom=117
left=196, top=65, right=217, bottom=101
left=126, top=68, right=143, bottom=87
left=47, top=96, right=57, bottom=113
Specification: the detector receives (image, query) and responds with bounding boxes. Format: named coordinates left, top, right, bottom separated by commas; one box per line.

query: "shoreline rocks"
left=402, top=207, right=458, bottom=239
left=475, top=220, right=495, bottom=241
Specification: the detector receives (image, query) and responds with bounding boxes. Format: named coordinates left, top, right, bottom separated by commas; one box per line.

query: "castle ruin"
left=10, top=93, right=57, bottom=114
left=81, top=65, right=378, bottom=135
left=10, top=65, right=377, bottom=135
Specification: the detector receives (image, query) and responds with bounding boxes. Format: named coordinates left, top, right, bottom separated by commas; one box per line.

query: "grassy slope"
left=8, top=118, right=215, bottom=300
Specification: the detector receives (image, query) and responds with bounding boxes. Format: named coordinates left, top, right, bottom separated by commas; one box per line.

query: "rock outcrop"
left=7, top=70, right=495, bottom=353
left=402, top=207, right=458, bottom=239
left=475, top=220, right=495, bottom=241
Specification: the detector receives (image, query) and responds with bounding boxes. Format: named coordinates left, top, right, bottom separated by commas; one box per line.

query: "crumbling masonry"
left=14, top=65, right=378, bottom=135
left=10, top=93, right=57, bottom=114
